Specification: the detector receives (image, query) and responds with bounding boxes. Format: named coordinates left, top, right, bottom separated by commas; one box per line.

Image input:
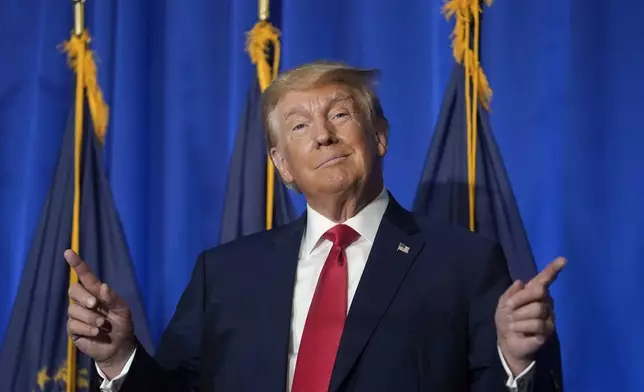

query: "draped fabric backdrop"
left=0, top=0, right=642, bottom=391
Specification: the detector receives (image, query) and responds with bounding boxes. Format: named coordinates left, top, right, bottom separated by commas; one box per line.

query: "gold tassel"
left=442, top=0, right=493, bottom=232
left=246, top=21, right=281, bottom=93
left=442, top=0, right=493, bottom=110
left=245, top=20, right=282, bottom=230
left=62, top=31, right=110, bottom=143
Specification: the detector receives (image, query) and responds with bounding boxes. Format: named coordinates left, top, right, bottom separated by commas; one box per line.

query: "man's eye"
left=333, top=112, right=349, bottom=119
left=292, top=124, right=306, bottom=131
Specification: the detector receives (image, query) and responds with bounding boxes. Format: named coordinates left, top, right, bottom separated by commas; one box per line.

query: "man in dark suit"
left=66, top=61, right=565, bottom=392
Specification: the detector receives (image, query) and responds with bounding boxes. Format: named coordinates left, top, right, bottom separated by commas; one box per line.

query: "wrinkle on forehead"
left=282, top=89, right=355, bottom=121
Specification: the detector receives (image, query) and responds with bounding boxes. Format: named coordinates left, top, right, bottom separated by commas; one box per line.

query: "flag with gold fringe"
left=219, top=17, right=296, bottom=244
left=413, top=64, right=538, bottom=280
left=0, top=27, right=152, bottom=392
left=413, top=0, right=563, bottom=390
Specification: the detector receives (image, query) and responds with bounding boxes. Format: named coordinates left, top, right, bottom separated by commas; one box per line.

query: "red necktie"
left=291, top=224, right=360, bottom=392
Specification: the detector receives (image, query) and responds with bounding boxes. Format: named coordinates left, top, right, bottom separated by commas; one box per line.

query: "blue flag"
left=413, top=64, right=564, bottom=390
left=219, top=80, right=296, bottom=244
left=413, top=65, right=538, bottom=282
left=0, top=79, right=153, bottom=391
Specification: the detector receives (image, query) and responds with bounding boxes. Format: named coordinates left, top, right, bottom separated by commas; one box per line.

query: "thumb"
left=99, top=283, right=128, bottom=316
left=500, top=280, right=524, bottom=304
left=99, top=283, right=116, bottom=305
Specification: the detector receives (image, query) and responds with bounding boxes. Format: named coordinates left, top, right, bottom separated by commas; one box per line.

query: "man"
left=66, top=61, right=565, bottom=392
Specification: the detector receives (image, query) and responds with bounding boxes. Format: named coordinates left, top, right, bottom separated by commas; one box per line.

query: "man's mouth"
left=316, top=154, right=349, bottom=168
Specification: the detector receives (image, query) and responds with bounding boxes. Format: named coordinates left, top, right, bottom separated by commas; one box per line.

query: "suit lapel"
left=330, top=198, right=425, bottom=391
left=253, top=215, right=306, bottom=391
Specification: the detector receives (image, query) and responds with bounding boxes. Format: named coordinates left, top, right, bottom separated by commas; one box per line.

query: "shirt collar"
left=300, top=188, right=389, bottom=257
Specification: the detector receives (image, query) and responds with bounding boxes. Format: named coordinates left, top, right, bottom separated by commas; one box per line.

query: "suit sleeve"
left=467, top=242, right=513, bottom=392
left=117, top=251, right=208, bottom=392
left=531, top=324, right=565, bottom=391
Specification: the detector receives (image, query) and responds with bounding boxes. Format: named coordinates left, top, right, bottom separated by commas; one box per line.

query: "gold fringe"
left=62, top=31, right=110, bottom=143
left=246, top=20, right=282, bottom=230
left=442, top=0, right=493, bottom=110
left=442, top=0, right=493, bottom=232
left=246, top=21, right=281, bottom=92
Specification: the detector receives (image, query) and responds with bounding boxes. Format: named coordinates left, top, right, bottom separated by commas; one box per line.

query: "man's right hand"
left=65, top=249, right=136, bottom=380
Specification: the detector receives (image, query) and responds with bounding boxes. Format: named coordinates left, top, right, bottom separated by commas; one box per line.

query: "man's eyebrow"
left=283, top=92, right=354, bottom=121
left=284, top=106, right=309, bottom=121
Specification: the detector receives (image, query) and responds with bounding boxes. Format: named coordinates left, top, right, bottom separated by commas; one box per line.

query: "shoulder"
left=197, top=218, right=302, bottom=270
left=384, top=191, right=500, bottom=261
left=406, top=211, right=508, bottom=283
left=189, top=220, right=303, bottom=299
left=202, top=230, right=275, bottom=259
left=406, top=212, right=511, bottom=303
left=412, top=212, right=500, bottom=257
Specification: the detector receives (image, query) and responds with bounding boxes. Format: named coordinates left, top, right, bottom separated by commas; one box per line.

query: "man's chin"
left=316, top=177, right=362, bottom=196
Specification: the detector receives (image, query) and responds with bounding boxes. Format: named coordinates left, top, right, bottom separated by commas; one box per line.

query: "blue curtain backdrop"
left=0, top=0, right=642, bottom=391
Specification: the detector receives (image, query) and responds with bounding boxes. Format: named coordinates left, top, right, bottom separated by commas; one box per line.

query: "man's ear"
left=374, top=117, right=389, bottom=158
left=270, top=146, right=294, bottom=184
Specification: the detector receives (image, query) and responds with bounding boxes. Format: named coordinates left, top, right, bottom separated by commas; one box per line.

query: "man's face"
left=270, top=84, right=387, bottom=196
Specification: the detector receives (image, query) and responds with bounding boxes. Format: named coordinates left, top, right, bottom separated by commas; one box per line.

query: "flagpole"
left=60, top=1, right=109, bottom=389
left=246, top=0, right=281, bottom=230
left=258, top=0, right=275, bottom=231
left=66, top=1, right=86, bottom=391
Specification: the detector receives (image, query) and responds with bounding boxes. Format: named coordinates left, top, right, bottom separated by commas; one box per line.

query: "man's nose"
left=312, top=120, right=337, bottom=146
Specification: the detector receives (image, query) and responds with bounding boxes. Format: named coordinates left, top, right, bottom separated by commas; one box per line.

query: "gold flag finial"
left=73, top=0, right=86, bottom=36
left=258, top=0, right=269, bottom=21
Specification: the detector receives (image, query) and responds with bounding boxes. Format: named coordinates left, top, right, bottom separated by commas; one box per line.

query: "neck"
left=306, top=177, right=384, bottom=223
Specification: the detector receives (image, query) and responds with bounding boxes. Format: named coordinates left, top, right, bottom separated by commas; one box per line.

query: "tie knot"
left=323, top=224, right=360, bottom=249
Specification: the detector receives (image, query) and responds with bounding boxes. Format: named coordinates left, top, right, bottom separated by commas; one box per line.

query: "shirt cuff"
left=497, top=345, right=535, bottom=390
left=96, top=347, right=137, bottom=392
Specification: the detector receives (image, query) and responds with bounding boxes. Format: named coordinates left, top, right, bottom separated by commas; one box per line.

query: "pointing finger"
left=528, top=257, right=567, bottom=289
left=64, top=250, right=101, bottom=294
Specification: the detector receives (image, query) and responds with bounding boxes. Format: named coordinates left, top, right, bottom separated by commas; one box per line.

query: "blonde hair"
left=261, top=60, right=385, bottom=149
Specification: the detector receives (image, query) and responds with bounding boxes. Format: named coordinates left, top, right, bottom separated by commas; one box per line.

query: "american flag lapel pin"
left=397, top=243, right=410, bottom=254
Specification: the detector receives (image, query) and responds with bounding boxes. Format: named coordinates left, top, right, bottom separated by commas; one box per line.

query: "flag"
left=0, top=35, right=152, bottom=391
left=413, top=65, right=537, bottom=281
left=412, top=64, right=564, bottom=390
left=219, top=79, right=296, bottom=244
left=219, top=19, right=296, bottom=244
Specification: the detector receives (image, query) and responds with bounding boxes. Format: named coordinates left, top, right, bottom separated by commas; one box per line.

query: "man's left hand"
left=495, top=257, right=567, bottom=376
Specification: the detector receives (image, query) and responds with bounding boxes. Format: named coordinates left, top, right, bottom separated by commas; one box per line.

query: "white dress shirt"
left=98, top=187, right=534, bottom=391
left=287, top=187, right=391, bottom=390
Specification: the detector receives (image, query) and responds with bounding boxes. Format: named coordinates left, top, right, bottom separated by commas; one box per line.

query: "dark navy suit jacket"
left=116, top=196, right=557, bottom=392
